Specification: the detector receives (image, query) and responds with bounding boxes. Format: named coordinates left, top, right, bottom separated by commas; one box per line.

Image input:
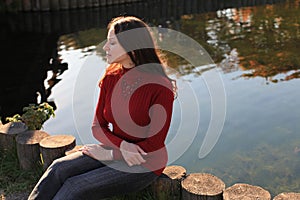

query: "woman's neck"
left=121, top=61, right=135, bottom=69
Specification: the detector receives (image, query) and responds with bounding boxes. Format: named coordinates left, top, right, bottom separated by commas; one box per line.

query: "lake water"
left=1, top=0, right=300, bottom=197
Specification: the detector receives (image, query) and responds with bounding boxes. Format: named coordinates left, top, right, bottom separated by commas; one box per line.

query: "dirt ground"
left=0, top=191, right=30, bottom=200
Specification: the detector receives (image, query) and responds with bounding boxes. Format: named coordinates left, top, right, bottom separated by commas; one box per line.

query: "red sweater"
left=92, top=64, right=174, bottom=175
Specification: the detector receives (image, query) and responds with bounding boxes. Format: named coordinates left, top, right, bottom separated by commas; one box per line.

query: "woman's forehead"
left=107, top=29, right=116, bottom=39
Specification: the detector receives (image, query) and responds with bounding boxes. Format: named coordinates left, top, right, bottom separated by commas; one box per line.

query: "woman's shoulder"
left=140, top=73, right=174, bottom=99
left=145, top=72, right=173, bottom=88
left=99, top=64, right=123, bottom=86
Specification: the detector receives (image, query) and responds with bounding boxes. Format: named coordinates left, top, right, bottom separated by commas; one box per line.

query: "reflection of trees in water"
left=55, top=0, right=299, bottom=82
left=44, top=56, right=68, bottom=103
left=58, top=28, right=107, bottom=56
left=234, top=2, right=300, bottom=84
left=0, top=33, right=68, bottom=121
left=178, top=0, right=300, bottom=83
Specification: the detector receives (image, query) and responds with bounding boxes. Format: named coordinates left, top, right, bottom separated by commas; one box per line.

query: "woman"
left=28, top=16, right=175, bottom=200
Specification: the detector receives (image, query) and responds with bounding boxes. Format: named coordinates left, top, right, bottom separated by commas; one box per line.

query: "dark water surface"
left=1, top=0, right=299, bottom=196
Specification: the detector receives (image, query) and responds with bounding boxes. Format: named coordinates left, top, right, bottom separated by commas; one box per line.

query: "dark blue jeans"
left=28, top=152, right=158, bottom=200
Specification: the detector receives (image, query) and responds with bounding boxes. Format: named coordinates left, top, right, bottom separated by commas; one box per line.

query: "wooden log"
left=65, top=145, right=83, bottom=156
left=99, top=0, right=106, bottom=6
left=77, top=0, right=86, bottom=8
left=69, top=0, right=78, bottom=9
left=59, top=0, right=69, bottom=10
left=86, top=0, right=93, bottom=7
left=50, top=0, right=60, bottom=10
left=150, top=165, right=186, bottom=199
left=273, top=192, right=300, bottom=200
left=106, top=0, right=113, bottom=5
left=0, top=122, right=28, bottom=153
left=40, top=0, right=50, bottom=11
left=223, top=183, right=271, bottom=200
left=181, top=173, right=225, bottom=200
left=31, top=0, right=41, bottom=11
left=16, top=130, right=49, bottom=170
left=92, top=0, right=99, bottom=7
left=15, top=0, right=23, bottom=11
left=22, top=0, right=31, bottom=11
left=39, top=135, right=76, bottom=170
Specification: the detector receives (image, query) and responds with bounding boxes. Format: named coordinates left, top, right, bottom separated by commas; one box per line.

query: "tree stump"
left=0, top=122, right=28, bottom=153
left=65, top=145, right=83, bottom=156
left=181, top=173, right=225, bottom=200
left=223, top=183, right=271, bottom=200
left=273, top=192, right=300, bottom=200
left=150, top=165, right=186, bottom=199
left=39, top=135, right=76, bottom=169
left=16, top=130, right=49, bottom=170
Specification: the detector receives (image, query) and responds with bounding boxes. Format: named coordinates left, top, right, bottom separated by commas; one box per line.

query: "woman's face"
left=103, top=28, right=132, bottom=67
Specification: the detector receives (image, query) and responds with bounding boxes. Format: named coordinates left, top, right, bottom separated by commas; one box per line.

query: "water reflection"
left=1, top=0, right=300, bottom=197
left=57, top=0, right=300, bottom=81
left=0, top=33, right=68, bottom=120
left=175, top=0, right=300, bottom=84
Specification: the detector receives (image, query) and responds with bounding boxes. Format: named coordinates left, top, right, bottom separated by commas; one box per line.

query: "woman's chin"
left=106, top=59, right=112, bottom=64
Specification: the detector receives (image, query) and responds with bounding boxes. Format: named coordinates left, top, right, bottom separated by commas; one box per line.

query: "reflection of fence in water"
left=3, top=0, right=286, bottom=34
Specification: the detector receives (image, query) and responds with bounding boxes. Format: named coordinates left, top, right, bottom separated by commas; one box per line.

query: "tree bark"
left=0, top=122, right=28, bottom=153
left=150, top=165, right=186, bottom=199
left=181, top=173, right=225, bottom=200
left=16, top=130, right=49, bottom=170
left=39, top=135, right=76, bottom=169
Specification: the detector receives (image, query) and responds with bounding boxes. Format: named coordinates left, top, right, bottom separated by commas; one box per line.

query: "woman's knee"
left=47, top=157, right=73, bottom=181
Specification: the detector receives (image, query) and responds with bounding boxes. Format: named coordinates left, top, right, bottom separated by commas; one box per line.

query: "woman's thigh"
left=49, top=151, right=108, bottom=179
left=53, top=161, right=158, bottom=200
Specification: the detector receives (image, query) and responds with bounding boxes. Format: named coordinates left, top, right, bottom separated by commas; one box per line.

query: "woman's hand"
left=80, top=144, right=113, bottom=161
left=120, top=141, right=147, bottom=166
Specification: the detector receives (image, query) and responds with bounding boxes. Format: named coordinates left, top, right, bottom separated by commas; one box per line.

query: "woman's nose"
left=103, top=41, right=109, bottom=51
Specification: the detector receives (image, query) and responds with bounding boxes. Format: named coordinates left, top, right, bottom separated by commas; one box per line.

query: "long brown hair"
left=105, top=16, right=177, bottom=96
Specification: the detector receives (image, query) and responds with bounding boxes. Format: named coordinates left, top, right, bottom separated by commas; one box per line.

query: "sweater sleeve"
left=92, top=76, right=123, bottom=151
left=136, top=84, right=174, bottom=154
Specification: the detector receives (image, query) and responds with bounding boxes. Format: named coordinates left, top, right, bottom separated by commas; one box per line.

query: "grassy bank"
left=0, top=149, right=42, bottom=197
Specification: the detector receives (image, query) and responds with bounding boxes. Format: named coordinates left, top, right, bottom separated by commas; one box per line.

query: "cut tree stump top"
left=223, top=183, right=271, bottom=200
left=162, top=165, right=186, bottom=180
left=0, top=122, right=28, bottom=135
left=273, top=192, right=300, bottom=200
left=40, top=135, right=76, bottom=149
left=16, top=130, right=49, bottom=145
left=181, top=173, right=225, bottom=196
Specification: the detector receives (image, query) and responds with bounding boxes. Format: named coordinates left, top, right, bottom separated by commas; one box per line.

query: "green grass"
left=0, top=149, right=43, bottom=195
